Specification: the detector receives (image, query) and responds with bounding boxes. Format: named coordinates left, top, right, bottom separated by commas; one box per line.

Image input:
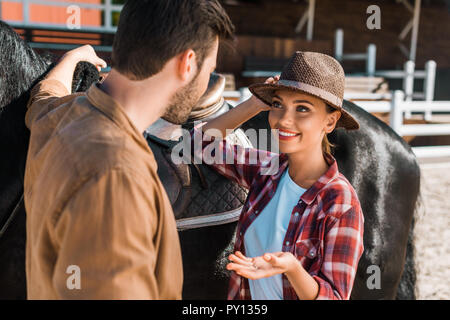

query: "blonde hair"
left=322, top=104, right=337, bottom=156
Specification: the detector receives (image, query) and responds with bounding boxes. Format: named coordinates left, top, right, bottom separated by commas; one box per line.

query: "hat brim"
left=248, top=82, right=360, bottom=131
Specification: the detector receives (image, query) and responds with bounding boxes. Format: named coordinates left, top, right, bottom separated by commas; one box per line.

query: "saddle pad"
left=144, top=128, right=252, bottom=230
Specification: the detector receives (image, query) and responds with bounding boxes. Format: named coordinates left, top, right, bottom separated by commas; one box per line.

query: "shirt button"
left=285, top=241, right=290, bottom=246
left=255, top=210, right=259, bottom=214
left=294, top=212, right=299, bottom=217
left=239, top=232, right=242, bottom=236
left=309, top=250, right=316, bottom=257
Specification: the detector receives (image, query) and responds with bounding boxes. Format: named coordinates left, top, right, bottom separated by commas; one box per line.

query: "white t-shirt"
left=244, top=169, right=306, bottom=300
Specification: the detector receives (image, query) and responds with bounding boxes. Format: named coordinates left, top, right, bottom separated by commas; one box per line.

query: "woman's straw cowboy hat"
left=249, top=51, right=360, bottom=130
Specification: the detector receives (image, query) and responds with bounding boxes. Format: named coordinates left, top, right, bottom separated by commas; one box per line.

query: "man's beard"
left=162, top=74, right=201, bottom=124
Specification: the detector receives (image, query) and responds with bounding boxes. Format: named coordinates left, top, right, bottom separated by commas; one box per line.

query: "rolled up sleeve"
left=51, top=168, right=161, bottom=299
left=314, top=208, right=364, bottom=300
left=25, top=79, right=70, bottom=130
left=189, top=124, right=279, bottom=189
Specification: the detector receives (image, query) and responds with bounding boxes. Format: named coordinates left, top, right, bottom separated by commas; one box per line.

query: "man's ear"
left=177, top=49, right=197, bottom=82
left=325, top=110, right=341, bottom=133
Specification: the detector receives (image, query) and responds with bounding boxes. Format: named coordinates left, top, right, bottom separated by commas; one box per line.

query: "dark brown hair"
left=112, top=0, right=235, bottom=80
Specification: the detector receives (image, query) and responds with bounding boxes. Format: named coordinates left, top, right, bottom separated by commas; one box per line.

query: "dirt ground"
left=414, top=160, right=450, bottom=300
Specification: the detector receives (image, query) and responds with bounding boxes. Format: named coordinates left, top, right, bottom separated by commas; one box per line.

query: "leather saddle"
left=145, top=73, right=251, bottom=231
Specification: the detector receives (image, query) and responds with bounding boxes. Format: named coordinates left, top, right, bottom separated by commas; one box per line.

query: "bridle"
left=0, top=193, right=24, bottom=241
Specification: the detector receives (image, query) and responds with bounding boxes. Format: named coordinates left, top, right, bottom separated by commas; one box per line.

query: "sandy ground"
left=414, top=159, right=450, bottom=300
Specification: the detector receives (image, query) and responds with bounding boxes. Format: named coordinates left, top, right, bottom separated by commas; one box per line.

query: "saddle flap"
left=145, top=133, right=192, bottom=217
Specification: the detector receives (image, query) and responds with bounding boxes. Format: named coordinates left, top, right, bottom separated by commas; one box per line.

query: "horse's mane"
left=0, top=20, right=51, bottom=111
left=0, top=20, right=100, bottom=113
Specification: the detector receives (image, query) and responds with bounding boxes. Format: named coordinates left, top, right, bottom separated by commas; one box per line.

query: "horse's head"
left=0, top=20, right=99, bottom=115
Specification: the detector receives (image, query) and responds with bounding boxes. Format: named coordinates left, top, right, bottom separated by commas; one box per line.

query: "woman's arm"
left=284, top=255, right=319, bottom=300
left=187, top=76, right=280, bottom=189
left=201, top=97, right=265, bottom=138
left=201, top=76, right=278, bottom=138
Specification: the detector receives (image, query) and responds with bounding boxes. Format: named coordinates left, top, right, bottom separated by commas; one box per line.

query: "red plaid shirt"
left=189, top=126, right=364, bottom=300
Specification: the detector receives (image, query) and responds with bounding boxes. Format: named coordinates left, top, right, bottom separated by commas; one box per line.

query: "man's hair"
left=111, top=0, right=235, bottom=80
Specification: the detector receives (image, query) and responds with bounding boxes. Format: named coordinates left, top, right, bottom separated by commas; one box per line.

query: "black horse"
left=0, top=20, right=420, bottom=299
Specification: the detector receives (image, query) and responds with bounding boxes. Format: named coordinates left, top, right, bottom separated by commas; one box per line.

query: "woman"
left=191, top=51, right=364, bottom=300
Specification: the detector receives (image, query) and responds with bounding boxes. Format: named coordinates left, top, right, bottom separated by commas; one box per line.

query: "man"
left=24, top=0, right=234, bottom=299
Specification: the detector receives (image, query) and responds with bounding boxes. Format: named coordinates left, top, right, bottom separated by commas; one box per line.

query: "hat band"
left=277, top=79, right=342, bottom=108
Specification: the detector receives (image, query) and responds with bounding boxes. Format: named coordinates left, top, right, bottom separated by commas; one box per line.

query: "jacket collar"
left=86, top=83, right=152, bottom=155
left=273, top=152, right=340, bottom=205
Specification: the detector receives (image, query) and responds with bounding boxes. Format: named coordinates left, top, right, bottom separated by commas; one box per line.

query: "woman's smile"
left=277, top=128, right=301, bottom=141
left=268, top=90, right=341, bottom=155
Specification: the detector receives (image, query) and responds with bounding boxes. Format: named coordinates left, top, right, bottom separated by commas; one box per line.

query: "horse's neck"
left=0, top=103, right=29, bottom=224
left=0, top=98, right=30, bottom=180
left=0, top=22, right=49, bottom=224
left=0, top=42, right=49, bottom=109
left=0, top=31, right=47, bottom=180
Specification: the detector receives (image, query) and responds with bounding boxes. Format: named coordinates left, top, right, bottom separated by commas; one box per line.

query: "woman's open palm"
left=227, top=251, right=294, bottom=280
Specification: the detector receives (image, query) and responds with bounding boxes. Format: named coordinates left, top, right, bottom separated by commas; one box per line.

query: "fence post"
left=306, top=0, right=315, bottom=41
left=403, top=60, right=415, bottom=119
left=23, top=0, right=30, bottom=27
left=104, top=0, right=112, bottom=31
left=390, top=90, right=404, bottom=135
left=423, top=60, right=436, bottom=121
left=409, top=0, right=421, bottom=62
left=335, top=29, right=343, bottom=62
left=366, top=44, right=376, bottom=76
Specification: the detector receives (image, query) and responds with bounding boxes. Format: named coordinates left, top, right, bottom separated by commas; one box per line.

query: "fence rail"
left=334, top=29, right=377, bottom=76
left=0, top=0, right=123, bottom=33
left=227, top=88, right=450, bottom=159
left=387, top=90, right=450, bottom=159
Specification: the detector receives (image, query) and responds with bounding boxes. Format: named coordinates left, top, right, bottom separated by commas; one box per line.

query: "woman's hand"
left=62, top=45, right=107, bottom=72
left=247, top=75, right=280, bottom=112
left=226, top=250, right=297, bottom=280
left=199, top=75, right=279, bottom=137
left=227, top=250, right=319, bottom=300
